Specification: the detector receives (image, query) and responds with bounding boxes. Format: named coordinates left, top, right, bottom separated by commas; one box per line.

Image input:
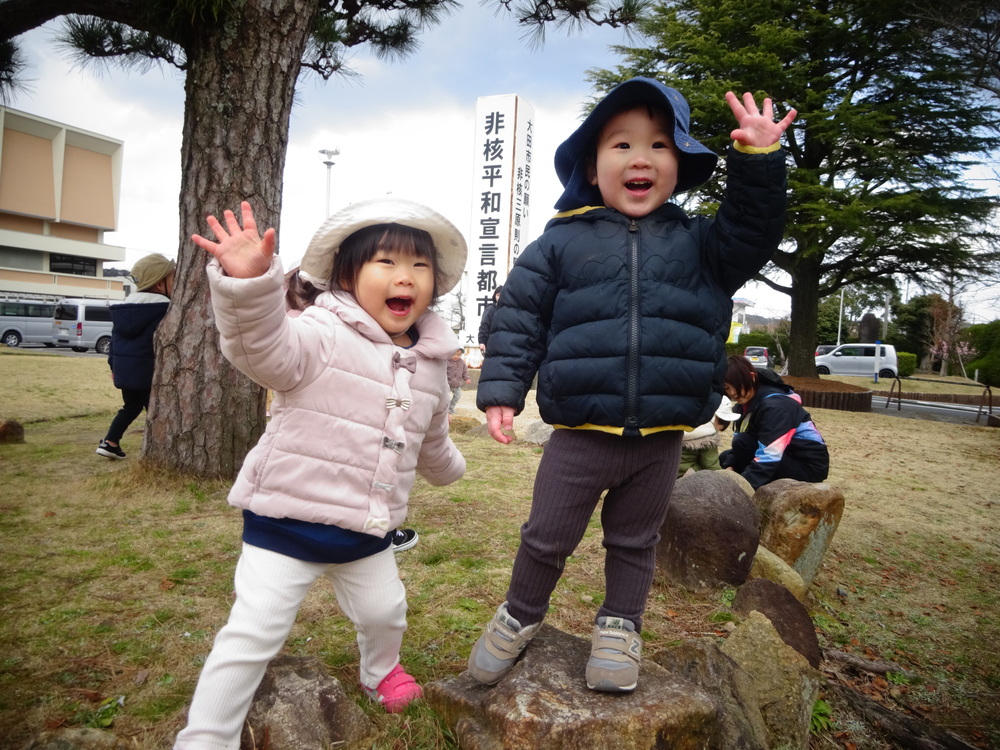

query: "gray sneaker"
left=586, top=616, right=641, bottom=692
left=467, top=602, right=541, bottom=685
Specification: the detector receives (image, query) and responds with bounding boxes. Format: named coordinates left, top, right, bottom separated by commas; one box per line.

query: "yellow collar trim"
left=553, top=423, right=692, bottom=436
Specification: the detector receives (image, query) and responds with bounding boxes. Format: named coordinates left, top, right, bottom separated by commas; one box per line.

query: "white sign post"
left=460, top=94, right=535, bottom=365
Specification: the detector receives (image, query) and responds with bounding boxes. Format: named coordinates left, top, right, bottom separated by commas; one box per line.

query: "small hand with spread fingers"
left=192, top=201, right=276, bottom=279
left=725, top=91, right=797, bottom=149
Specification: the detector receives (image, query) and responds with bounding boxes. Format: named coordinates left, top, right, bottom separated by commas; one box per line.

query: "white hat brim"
left=715, top=395, right=740, bottom=421
left=299, top=198, right=467, bottom=295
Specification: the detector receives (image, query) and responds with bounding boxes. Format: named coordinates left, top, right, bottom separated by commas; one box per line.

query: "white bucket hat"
left=715, top=395, right=740, bottom=422
left=298, top=198, right=467, bottom=296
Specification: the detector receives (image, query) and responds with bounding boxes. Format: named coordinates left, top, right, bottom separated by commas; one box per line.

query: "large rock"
left=0, top=418, right=25, bottom=444
left=426, top=625, right=720, bottom=750
left=720, top=611, right=823, bottom=750
left=753, top=480, right=845, bottom=586
left=522, top=420, right=554, bottom=446
left=732, top=578, right=821, bottom=668
left=748, top=545, right=807, bottom=603
left=651, top=639, right=769, bottom=750
left=657, top=471, right=760, bottom=590
left=240, top=654, right=375, bottom=750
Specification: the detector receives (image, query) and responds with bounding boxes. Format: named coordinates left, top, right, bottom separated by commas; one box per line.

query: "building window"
left=0, top=246, right=46, bottom=270
left=50, top=253, right=97, bottom=277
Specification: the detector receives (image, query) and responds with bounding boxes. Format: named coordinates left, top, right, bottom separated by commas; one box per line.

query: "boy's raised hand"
left=726, top=92, right=797, bottom=149
left=192, top=201, right=275, bottom=279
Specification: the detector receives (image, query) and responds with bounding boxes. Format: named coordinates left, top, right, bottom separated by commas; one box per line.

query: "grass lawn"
left=1, top=347, right=998, bottom=749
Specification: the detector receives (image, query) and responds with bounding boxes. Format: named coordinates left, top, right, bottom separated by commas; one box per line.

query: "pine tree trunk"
left=786, top=255, right=822, bottom=378
left=143, top=0, right=320, bottom=477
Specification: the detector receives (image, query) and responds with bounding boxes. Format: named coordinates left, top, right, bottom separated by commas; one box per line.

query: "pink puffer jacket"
left=208, top=258, right=465, bottom=537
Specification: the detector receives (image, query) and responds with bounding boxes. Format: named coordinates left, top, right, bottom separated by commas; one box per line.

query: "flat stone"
left=426, top=625, right=720, bottom=750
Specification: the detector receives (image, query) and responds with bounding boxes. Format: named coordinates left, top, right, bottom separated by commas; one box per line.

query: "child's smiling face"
left=355, top=246, right=434, bottom=340
left=587, top=105, right=680, bottom=217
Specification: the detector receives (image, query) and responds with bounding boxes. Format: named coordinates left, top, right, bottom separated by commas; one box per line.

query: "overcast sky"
left=8, top=8, right=998, bottom=324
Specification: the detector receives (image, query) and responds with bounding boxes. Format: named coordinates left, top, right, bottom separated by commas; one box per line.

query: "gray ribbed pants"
left=505, top=428, right=682, bottom=632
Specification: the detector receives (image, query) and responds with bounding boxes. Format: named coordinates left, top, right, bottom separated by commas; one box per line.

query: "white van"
left=52, top=298, right=114, bottom=354
left=1, top=299, right=57, bottom=347
left=815, top=343, right=898, bottom=378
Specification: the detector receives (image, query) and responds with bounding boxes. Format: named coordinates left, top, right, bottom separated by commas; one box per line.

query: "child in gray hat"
left=470, top=79, right=796, bottom=692
left=96, top=253, right=175, bottom=459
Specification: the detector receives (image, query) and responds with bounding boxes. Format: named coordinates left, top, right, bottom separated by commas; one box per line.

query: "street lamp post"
left=319, top=148, right=340, bottom=217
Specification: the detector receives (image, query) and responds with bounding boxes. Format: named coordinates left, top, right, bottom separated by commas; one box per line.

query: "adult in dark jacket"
left=469, top=77, right=796, bottom=694
left=719, top=356, right=829, bottom=489
left=96, top=253, right=175, bottom=459
left=477, top=285, right=502, bottom=353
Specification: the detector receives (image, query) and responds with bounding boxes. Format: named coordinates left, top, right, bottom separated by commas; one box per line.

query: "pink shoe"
left=363, top=664, right=423, bottom=713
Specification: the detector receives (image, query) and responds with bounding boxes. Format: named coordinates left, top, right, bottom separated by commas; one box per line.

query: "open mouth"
left=387, top=297, right=413, bottom=315
left=625, top=179, right=653, bottom=191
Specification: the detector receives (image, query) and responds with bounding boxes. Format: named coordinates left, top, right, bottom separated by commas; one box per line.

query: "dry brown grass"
left=1, top=354, right=998, bottom=749
left=0, top=347, right=121, bottom=422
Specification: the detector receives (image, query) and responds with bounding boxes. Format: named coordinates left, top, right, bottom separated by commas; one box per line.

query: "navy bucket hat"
left=553, top=77, right=719, bottom=211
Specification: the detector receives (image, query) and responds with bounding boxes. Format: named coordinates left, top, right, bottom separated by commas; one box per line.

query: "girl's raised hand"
left=725, top=91, right=797, bottom=149
left=192, top=201, right=276, bottom=279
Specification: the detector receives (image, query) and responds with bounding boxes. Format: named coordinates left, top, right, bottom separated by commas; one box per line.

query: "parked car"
left=815, top=343, right=898, bottom=378
left=1, top=299, right=57, bottom=347
left=52, top=298, right=114, bottom=354
left=814, top=344, right=837, bottom=356
left=743, top=346, right=773, bottom=369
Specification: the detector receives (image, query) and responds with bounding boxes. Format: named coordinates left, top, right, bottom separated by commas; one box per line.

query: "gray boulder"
left=720, top=611, right=824, bottom=750
left=657, top=471, right=760, bottom=590
left=748, top=545, right=808, bottom=602
left=651, top=639, right=769, bottom=750
left=732, top=578, right=822, bottom=668
left=754, top=480, right=845, bottom=586
left=240, top=654, right=375, bottom=750
left=522, top=420, right=554, bottom=446
left=426, top=624, right=720, bottom=750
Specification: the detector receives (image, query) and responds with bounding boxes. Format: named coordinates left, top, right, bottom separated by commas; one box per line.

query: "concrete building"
left=0, top=106, right=126, bottom=302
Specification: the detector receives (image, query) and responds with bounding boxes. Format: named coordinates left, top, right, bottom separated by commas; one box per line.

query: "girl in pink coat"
left=175, top=198, right=467, bottom=749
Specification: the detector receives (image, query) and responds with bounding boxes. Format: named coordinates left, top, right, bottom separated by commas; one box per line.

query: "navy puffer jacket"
left=107, top=299, right=169, bottom=391
left=477, top=147, right=787, bottom=435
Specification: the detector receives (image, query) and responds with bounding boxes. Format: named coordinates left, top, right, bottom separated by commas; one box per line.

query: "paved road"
left=873, top=395, right=993, bottom=426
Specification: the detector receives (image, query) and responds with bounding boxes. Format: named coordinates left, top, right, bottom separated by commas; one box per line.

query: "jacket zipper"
left=625, top=218, right=640, bottom=434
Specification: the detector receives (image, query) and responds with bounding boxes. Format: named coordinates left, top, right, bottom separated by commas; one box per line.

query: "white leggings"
left=174, top=543, right=407, bottom=750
